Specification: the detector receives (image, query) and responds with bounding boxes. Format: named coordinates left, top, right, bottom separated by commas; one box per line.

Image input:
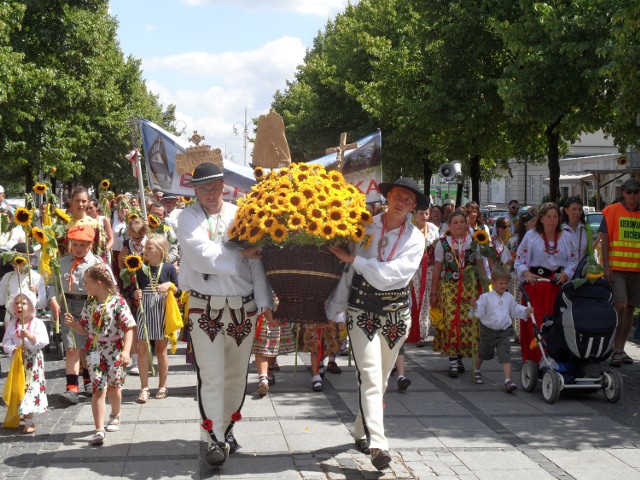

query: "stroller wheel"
left=542, top=370, right=562, bottom=404
left=602, top=370, right=623, bottom=403
left=521, top=360, right=539, bottom=392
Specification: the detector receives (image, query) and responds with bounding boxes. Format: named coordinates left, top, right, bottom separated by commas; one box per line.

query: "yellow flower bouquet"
left=228, top=163, right=372, bottom=247
left=229, top=162, right=372, bottom=324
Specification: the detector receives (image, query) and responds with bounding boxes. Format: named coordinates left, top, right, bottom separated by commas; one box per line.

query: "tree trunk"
left=422, top=158, right=433, bottom=207
left=470, top=154, right=481, bottom=204
left=545, top=127, right=561, bottom=203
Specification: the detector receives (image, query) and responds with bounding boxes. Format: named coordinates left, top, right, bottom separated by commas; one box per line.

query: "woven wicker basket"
left=262, top=246, right=344, bottom=324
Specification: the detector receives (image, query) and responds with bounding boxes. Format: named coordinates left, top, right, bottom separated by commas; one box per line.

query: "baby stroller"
left=519, top=278, right=622, bottom=404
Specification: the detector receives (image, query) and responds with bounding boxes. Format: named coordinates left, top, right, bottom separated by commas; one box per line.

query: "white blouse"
left=514, top=229, right=578, bottom=280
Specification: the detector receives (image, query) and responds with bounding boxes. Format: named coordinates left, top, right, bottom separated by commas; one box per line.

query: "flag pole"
left=126, top=116, right=148, bottom=218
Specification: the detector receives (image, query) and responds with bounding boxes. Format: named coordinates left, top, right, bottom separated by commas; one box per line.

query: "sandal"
left=474, top=371, right=483, bottom=384
left=312, top=379, right=324, bottom=392
left=106, top=414, right=120, bottom=432
left=621, top=351, right=634, bottom=365
left=23, top=423, right=36, bottom=434
left=155, top=388, right=168, bottom=400
left=90, top=429, right=105, bottom=446
left=257, top=378, right=269, bottom=397
left=610, top=352, right=622, bottom=367
left=136, top=388, right=150, bottom=404
left=448, top=366, right=459, bottom=378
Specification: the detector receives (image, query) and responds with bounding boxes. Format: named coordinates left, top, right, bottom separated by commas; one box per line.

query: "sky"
left=108, top=0, right=356, bottom=166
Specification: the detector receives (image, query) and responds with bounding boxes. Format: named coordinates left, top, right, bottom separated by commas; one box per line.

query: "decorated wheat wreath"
left=228, top=162, right=372, bottom=247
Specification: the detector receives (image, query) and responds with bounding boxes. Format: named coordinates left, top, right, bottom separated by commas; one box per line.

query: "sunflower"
left=320, top=223, right=335, bottom=240
left=127, top=212, right=140, bottom=222
left=180, top=196, right=194, bottom=204
left=100, top=179, right=111, bottom=189
left=55, top=208, right=71, bottom=223
left=254, top=167, right=265, bottom=180
left=473, top=229, right=490, bottom=245
left=359, top=210, right=372, bottom=225
left=271, top=224, right=288, bottom=243
left=124, top=254, right=143, bottom=272
left=617, top=156, right=628, bottom=166
left=328, top=207, right=343, bottom=222
left=309, top=206, right=324, bottom=220
left=147, top=214, right=161, bottom=229
left=353, top=226, right=365, bottom=242
left=307, top=221, right=320, bottom=235
left=13, top=256, right=28, bottom=268
left=289, top=213, right=306, bottom=230
left=247, top=224, right=264, bottom=244
left=33, top=183, right=48, bottom=195
left=31, top=227, right=47, bottom=244
left=49, top=167, right=57, bottom=174
left=14, top=207, right=33, bottom=226
left=586, top=271, right=604, bottom=280
left=289, top=193, right=306, bottom=210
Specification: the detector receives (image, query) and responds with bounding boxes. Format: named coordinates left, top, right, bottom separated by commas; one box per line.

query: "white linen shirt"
left=326, top=213, right=425, bottom=320
left=514, top=229, right=578, bottom=281
left=176, top=202, right=273, bottom=311
left=471, top=290, right=529, bottom=331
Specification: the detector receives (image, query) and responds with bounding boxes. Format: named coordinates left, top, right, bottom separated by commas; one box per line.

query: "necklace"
left=542, top=230, right=559, bottom=255
left=451, top=233, right=467, bottom=269
left=149, top=263, right=163, bottom=292
left=377, top=215, right=406, bottom=262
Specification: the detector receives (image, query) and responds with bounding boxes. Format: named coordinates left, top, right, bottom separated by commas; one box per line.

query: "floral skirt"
left=19, top=349, right=48, bottom=416
left=252, top=315, right=295, bottom=356
left=433, top=278, right=479, bottom=358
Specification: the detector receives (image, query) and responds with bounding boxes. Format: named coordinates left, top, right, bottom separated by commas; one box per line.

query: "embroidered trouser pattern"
left=188, top=293, right=258, bottom=446
left=347, top=305, right=410, bottom=451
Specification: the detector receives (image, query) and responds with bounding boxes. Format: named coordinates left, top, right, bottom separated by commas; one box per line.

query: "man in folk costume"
left=177, top=163, right=274, bottom=467
left=49, top=225, right=105, bottom=405
left=327, top=178, right=428, bottom=471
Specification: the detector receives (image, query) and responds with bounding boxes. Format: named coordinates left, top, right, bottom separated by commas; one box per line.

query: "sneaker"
left=448, top=366, right=459, bottom=378
left=398, top=377, right=411, bottom=392
left=621, top=351, right=634, bottom=364
left=90, top=430, right=105, bottom=446
left=226, top=432, right=240, bottom=453
left=312, top=379, right=323, bottom=392
left=370, top=448, right=392, bottom=471
left=457, top=361, right=466, bottom=373
left=504, top=380, right=518, bottom=393
left=326, top=361, right=342, bottom=374
left=59, top=389, right=80, bottom=406
left=205, top=441, right=230, bottom=467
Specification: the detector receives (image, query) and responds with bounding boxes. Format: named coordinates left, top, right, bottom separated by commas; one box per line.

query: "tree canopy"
left=0, top=0, right=175, bottom=197
left=272, top=0, right=639, bottom=203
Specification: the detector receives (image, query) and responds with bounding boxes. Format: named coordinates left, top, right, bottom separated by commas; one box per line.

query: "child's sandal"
left=136, top=388, right=150, bottom=404
left=23, top=423, right=36, bottom=434
left=474, top=372, right=483, bottom=384
left=105, top=414, right=120, bottom=432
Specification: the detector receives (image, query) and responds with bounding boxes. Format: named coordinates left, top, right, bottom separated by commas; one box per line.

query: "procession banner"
left=138, top=118, right=383, bottom=202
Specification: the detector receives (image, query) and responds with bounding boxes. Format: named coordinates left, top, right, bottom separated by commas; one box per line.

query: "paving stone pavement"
left=2, top=336, right=640, bottom=479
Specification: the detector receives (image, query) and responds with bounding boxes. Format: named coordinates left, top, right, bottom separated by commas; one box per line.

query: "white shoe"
left=129, top=364, right=139, bottom=375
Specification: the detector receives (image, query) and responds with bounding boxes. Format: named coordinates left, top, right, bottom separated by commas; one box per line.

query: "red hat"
left=67, top=225, right=95, bottom=243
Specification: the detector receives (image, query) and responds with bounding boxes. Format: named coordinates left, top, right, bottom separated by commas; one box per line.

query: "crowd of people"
left=0, top=172, right=638, bottom=472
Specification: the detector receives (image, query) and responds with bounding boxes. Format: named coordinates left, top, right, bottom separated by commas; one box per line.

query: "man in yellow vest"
left=601, top=177, right=640, bottom=367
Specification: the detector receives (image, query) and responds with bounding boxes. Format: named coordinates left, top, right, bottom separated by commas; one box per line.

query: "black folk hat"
left=185, top=163, right=224, bottom=187
left=378, top=177, right=430, bottom=211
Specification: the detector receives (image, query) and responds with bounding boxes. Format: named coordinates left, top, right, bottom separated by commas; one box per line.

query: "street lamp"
left=233, top=107, right=250, bottom=166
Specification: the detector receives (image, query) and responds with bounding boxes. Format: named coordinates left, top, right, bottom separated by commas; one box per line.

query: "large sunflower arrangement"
left=229, top=163, right=372, bottom=248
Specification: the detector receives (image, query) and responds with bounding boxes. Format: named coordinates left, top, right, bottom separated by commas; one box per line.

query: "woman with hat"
left=327, top=177, right=427, bottom=471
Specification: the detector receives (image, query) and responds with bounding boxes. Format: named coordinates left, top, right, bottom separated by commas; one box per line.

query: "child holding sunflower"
left=2, top=290, right=49, bottom=433
left=64, top=263, right=135, bottom=446
left=127, top=234, right=180, bottom=403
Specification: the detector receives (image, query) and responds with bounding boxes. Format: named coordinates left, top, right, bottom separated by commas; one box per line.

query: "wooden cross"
left=325, top=132, right=358, bottom=172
